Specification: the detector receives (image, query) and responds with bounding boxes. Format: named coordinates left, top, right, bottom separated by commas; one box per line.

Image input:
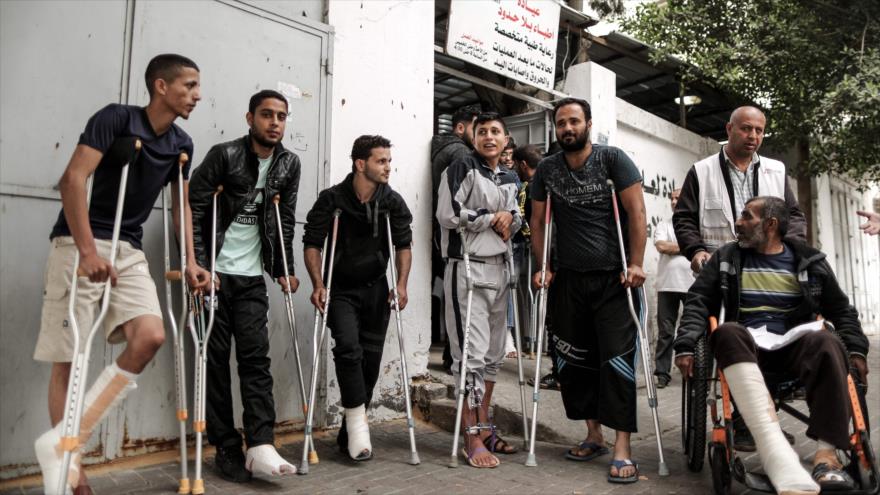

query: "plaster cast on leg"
left=36, top=362, right=137, bottom=495
left=245, top=444, right=296, bottom=476
left=723, top=362, right=819, bottom=494
left=344, top=404, right=372, bottom=460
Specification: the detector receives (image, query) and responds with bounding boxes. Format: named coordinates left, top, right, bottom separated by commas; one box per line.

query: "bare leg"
left=462, top=405, right=498, bottom=468
left=116, top=315, right=165, bottom=373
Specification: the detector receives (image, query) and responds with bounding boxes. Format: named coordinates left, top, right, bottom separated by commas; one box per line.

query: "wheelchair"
left=681, top=311, right=879, bottom=494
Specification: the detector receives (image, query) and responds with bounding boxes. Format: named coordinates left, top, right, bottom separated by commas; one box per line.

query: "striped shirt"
left=724, top=145, right=759, bottom=218
left=740, top=245, right=802, bottom=335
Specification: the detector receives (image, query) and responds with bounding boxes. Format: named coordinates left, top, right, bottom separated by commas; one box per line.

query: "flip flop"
left=607, top=458, right=639, bottom=484
left=484, top=434, right=518, bottom=454
left=461, top=446, right=499, bottom=468
left=812, top=462, right=855, bottom=491
left=565, top=441, right=609, bottom=461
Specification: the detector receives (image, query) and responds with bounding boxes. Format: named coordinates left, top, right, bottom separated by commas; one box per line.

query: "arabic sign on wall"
left=446, top=0, right=560, bottom=91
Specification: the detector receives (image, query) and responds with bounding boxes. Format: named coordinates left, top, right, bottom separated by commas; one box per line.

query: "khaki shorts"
left=34, top=236, right=162, bottom=362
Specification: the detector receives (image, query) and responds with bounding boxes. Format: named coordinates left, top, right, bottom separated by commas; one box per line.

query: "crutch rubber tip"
left=409, top=453, right=421, bottom=465
left=525, top=453, right=537, bottom=467
left=177, top=478, right=191, bottom=494
left=191, top=479, right=204, bottom=495
left=448, top=455, right=459, bottom=468
left=308, top=450, right=319, bottom=465
left=166, top=271, right=183, bottom=281
left=658, top=462, right=670, bottom=476
left=298, top=463, right=310, bottom=475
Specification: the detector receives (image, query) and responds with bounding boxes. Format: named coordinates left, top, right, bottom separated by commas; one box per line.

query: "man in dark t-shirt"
left=33, top=54, right=209, bottom=495
left=529, top=98, right=647, bottom=484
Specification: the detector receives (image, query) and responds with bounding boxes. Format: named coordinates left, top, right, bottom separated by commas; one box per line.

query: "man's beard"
left=251, top=129, right=279, bottom=149
left=737, top=226, right=766, bottom=249
left=558, top=130, right=589, bottom=152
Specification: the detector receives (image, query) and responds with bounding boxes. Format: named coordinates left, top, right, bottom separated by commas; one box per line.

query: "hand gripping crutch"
left=385, top=213, right=420, bottom=465
left=525, top=196, right=552, bottom=467
left=271, top=194, right=318, bottom=465
left=189, top=185, right=223, bottom=495
left=506, top=240, right=530, bottom=449
left=163, top=153, right=191, bottom=494
left=607, top=179, right=669, bottom=477
left=299, top=209, right=342, bottom=475
left=57, top=138, right=141, bottom=494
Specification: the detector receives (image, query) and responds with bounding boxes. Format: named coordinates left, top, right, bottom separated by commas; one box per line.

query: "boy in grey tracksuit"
left=436, top=113, right=522, bottom=466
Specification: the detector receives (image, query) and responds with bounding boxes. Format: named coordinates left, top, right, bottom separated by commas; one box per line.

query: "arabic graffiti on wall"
left=446, top=0, right=560, bottom=91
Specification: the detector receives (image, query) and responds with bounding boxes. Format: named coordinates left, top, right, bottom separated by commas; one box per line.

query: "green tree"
left=623, top=0, right=880, bottom=239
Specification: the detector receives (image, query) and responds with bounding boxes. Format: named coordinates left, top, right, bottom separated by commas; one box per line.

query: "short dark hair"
left=746, top=196, right=790, bottom=236
left=350, top=135, right=392, bottom=171
left=145, top=54, right=199, bottom=98
left=452, top=104, right=481, bottom=127
left=552, top=97, right=591, bottom=122
left=249, top=90, right=288, bottom=114
left=513, top=145, right=542, bottom=170
left=473, top=112, right=507, bottom=136
left=503, top=135, right=517, bottom=151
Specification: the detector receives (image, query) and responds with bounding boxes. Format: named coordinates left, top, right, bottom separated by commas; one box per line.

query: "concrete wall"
left=323, top=0, right=435, bottom=426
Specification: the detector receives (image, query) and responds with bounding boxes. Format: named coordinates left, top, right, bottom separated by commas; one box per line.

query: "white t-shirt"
left=654, top=219, right=694, bottom=293
left=216, top=156, right=271, bottom=276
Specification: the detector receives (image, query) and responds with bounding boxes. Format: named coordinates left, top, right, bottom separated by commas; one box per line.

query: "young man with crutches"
left=33, top=54, right=207, bottom=495
left=301, top=135, right=413, bottom=462
left=529, top=98, right=650, bottom=483
left=437, top=113, right=522, bottom=469
left=188, top=90, right=301, bottom=481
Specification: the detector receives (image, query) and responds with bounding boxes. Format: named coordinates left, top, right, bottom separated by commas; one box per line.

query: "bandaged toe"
left=245, top=444, right=296, bottom=476
left=35, top=425, right=78, bottom=495
left=344, top=405, right=372, bottom=460
left=724, top=362, right=819, bottom=493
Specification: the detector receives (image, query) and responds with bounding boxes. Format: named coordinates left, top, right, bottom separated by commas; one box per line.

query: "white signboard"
left=446, top=0, right=560, bottom=91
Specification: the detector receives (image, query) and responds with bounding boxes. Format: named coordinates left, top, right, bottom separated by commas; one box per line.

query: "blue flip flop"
left=608, top=458, right=639, bottom=484
left=565, top=441, right=610, bottom=462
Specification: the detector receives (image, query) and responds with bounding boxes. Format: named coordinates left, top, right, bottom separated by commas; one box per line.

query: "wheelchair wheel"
left=683, top=335, right=710, bottom=472
left=709, top=442, right=732, bottom=495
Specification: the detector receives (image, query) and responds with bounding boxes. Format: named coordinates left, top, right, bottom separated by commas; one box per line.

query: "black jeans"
left=206, top=272, right=276, bottom=449
left=654, top=291, right=686, bottom=378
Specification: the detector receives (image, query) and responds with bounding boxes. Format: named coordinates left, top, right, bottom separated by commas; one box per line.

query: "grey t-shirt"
left=530, top=145, right=642, bottom=272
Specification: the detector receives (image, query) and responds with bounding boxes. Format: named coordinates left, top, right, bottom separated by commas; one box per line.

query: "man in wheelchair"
left=674, top=196, right=870, bottom=494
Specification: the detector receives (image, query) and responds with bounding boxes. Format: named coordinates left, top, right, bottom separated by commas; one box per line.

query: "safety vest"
left=694, top=151, right=788, bottom=252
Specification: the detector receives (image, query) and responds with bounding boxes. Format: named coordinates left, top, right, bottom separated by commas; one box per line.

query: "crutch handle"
left=165, top=270, right=183, bottom=281
left=178, top=152, right=188, bottom=167
left=273, top=193, right=281, bottom=205
left=134, top=139, right=142, bottom=151
left=215, top=185, right=224, bottom=194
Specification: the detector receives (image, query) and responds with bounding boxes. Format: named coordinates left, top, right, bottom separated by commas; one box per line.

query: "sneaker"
left=656, top=374, right=671, bottom=389
left=214, top=446, right=252, bottom=483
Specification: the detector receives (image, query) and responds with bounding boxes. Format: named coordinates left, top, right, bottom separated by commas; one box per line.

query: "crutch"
left=525, top=196, right=552, bottom=467
left=163, top=153, right=191, bottom=494
left=526, top=246, right=537, bottom=359
left=607, top=179, right=669, bottom=477
left=448, top=211, right=497, bottom=467
left=272, top=194, right=318, bottom=465
left=57, top=138, right=141, bottom=494
left=189, top=185, right=223, bottom=495
left=384, top=213, right=420, bottom=465
left=299, top=209, right=341, bottom=475
left=506, top=240, right=530, bottom=449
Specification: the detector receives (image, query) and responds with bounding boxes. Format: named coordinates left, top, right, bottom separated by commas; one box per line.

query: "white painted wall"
left=324, top=0, right=434, bottom=425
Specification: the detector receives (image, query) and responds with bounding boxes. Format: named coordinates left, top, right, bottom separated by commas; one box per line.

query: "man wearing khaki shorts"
left=33, top=54, right=210, bottom=495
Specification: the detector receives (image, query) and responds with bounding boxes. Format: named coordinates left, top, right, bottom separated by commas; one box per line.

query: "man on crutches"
left=302, top=135, right=413, bottom=462
left=529, top=97, right=652, bottom=484
left=33, top=54, right=208, bottom=495
left=189, top=89, right=302, bottom=482
left=437, top=112, right=522, bottom=469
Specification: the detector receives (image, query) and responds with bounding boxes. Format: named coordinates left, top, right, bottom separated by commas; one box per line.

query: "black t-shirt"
left=50, top=104, right=194, bottom=249
left=529, top=145, right=641, bottom=272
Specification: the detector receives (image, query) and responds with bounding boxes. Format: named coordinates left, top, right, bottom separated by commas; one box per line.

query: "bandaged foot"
left=723, top=362, right=819, bottom=494
left=344, top=404, right=372, bottom=461
left=245, top=444, right=296, bottom=476
left=36, top=362, right=137, bottom=495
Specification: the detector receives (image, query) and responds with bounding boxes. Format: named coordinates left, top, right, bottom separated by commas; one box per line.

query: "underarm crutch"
left=58, top=138, right=142, bottom=494
left=189, top=185, right=223, bottom=495
left=384, top=213, right=420, bottom=466
left=525, top=196, right=552, bottom=467
left=163, top=153, right=191, bottom=494
left=607, top=179, right=669, bottom=477
left=506, top=240, right=529, bottom=449
left=299, top=209, right=341, bottom=475
left=272, top=195, right=318, bottom=465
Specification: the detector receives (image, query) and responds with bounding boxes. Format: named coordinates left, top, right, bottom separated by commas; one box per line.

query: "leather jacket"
left=189, top=135, right=301, bottom=278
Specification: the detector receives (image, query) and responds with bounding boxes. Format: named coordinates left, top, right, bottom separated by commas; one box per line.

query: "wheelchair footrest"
left=733, top=456, right=774, bottom=493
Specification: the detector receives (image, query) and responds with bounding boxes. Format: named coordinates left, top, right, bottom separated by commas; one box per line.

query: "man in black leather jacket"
left=189, top=90, right=302, bottom=481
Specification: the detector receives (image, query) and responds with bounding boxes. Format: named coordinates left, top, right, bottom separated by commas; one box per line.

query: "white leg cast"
left=344, top=404, right=372, bottom=460
left=35, top=426, right=78, bottom=495
left=723, top=362, right=819, bottom=494
left=246, top=444, right=296, bottom=476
